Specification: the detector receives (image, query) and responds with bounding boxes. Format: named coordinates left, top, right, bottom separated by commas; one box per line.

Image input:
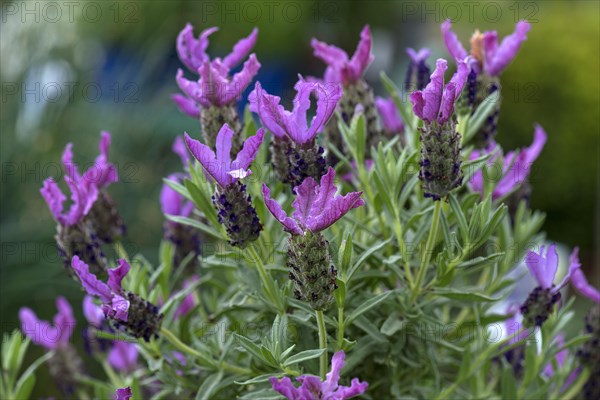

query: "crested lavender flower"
left=250, top=79, right=341, bottom=187
left=311, top=25, right=382, bottom=158
left=405, top=47, right=432, bottom=91
left=469, top=124, right=547, bottom=201
left=520, top=244, right=577, bottom=327
left=72, top=256, right=163, bottom=341
left=409, top=58, right=470, bottom=200
left=19, top=297, right=83, bottom=395
left=114, top=387, right=133, bottom=400
left=441, top=20, right=531, bottom=77
left=262, top=167, right=364, bottom=310
left=161, top=137, right=201, bottom=271
left=108, top=340, right=139, bottom=373
left=40, top=132, right=124, bottom=276
left=270, top=350, right=368, bottom=399
left=173, top=276, right=199, bottom=319
left=174, top=24, right=260, bottom=150
left=441, top=20, right=531, bottom=145
left=566, top=248, right=600, bottom=304
left=375, top=96, right=404, bottom=135
left=184, top=124, right=264, bottom=247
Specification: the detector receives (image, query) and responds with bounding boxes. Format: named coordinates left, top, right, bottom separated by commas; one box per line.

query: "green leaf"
left=14, top=373, right=35, bottom=400
left=456, top=252, right=504, bottom=269
left=233, top=334, right=267, bottom=365
left=283, top=349, right=325, bottom=367
left=345, top=291, right=393, bottom=326
left=235, top=374, right=275, bottom=386
left=380, top=313, right=403, bottom=336
left=347, top=239, right=391, bottom=281
left=195, top=371, right=223, bottom=400
left=464, top=93, right=499, bottom=143
left=435, top=289, right=499, bottom=302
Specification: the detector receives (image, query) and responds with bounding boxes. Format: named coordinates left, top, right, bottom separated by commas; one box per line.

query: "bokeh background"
left=1, top=0, right=598, bottom=396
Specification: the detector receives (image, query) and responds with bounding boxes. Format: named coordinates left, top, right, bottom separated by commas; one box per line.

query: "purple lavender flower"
left=375, top=97, right=404, bottom=135
left=174, top=24, right=260, bottom=150
left=108, top=340, right=139, bottom=373
left=405, top=47, right=432, bottom=91
left=174, top=276, right=199, bottom=319
left=114, top=387, right=133, bottom=400
left=262, top=167, right=365, bottom=236
left=409, top=58, right=470, bottom=125
left=82, top=295, right=113, bottom=354
left=19, top=297, right=83, bottom=395
left=271, top=350, right=368, bottom=399
left=469, top=125, right=547, bottom=200
left=185, top=124, right=264, bottom=248
left=520, top=244, right=578, bottom=326
left=72, top=256, right=163, bottom=341
left=311, top=25, right=373, bottom=86
left=441, top=20, right=531, bottom=76
left=263, top=167, right=364, bottom=310
left=19, top=297, right=75, bottom=350
left=250, top=79, right=341, bottom=186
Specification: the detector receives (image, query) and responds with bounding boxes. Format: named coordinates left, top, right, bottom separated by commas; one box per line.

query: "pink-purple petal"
left=261, top=185, right=303, bottom=235
left=40, top=178, right=66, bottom=223
left=252, top=81, right=288, bottom=138
left=291, top=176, right=320, bottom=226
left=108, top=340, right=139, bottom=373
left=172, top=93, right=200, bottom=118
left=83, top=295, right=105, bottom=327
left=344, top=25, right=373, bottom=82
left=71, top=256, right=112, bottom=302
left=222, top=27, right=258, bottom=69
left=184, top=132, right=231, bottom=187
left=114, top=387, right=133, bottom=400
left=375, top=96, right=404, bottom=133
left=441, top=20, right=468, bottom=61
left=568, top=248, right=600, bottom=303
left=484, top=21, right=531, bottom=76
left=107, top=259, right=131, bottom=293
left=222, top=53, right=261, bottom=105
left=53, top=296, right=75, bottom=345
left=233, top=128, right=265, bottom=170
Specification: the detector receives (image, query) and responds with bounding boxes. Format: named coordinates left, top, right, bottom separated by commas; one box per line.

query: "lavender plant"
left=4, top=20, right=598, bottom=400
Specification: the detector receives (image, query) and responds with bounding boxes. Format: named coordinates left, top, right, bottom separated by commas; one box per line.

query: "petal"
left=484, top=21, right=530, bottom=76
left=525, top=248, right=548, bottom=288
left=176, top=69, right=209, bottom=107
left=409, top=91, right=425, bottom=121
left=215, top=123, right=233, bottom=169
left=415, top=59, right=447, bottom=123
left=344, top=25, right=374, bottom=82
left=88, top=131, right=117, bottom=188
left=523, top=124, right=547, bottom=165
left=253, top=81, right=288, bottom=138
left=290, top=79, right=314, bottom=136
left=222, top=53, right=261, bottom=105
left=107, top=259, right=130, bottom=293
left=438, top=58, right=469, bottom=123
left=40, top=178, right=66, bottom=223
left=184, top=132, right=231, bottom=187
left=174, top=277, right=199, bottom=319
left=309, top=191, right=365, bottom=233
left=61, top=143, right=80, bottom=181
left=172, top=136, right=191, bottom=166
left=308, top=167, right=338, bottom=218
left=302, top=82, right=342, bottom=144
left=544, top=244, right=559, bottom=288
left=171, top=93, right=200, bottom=118
left=161, top=174, right=185, bottom=216
left=375, top=96, right=404, bottom=133
left=406, top=47, right=431, bottom=64
left=176, top=24, right=218, bottom=73
left=441, top=20, right=468, bottom=61
left=297, top=375, right=322, bottom=397
left=322, top=350, right=345, bottom=394
left=53, top=296, right=75, bottom=345
left=568, top=248, right=600, bottom=303
left=19, top=308, right=57, bottom=349
left=83, top=295, right=105, bottom=327
left=291, top=176, right=320, bottom=226
left=71, top=255, right=112, bottom=302
left=261, top=184, right=302, bottom=235
left=335, top=378, right=369, bottom=399
left=222, top=27, right=258, bottom=69
left=114, top=387, right=133, bottom=400
left=198, top=61, right=230, bottom=106
left=233, top=128, right=265, bottom=170
left=109, top=294, right=130, bottom=321
left=108, top=340, right=138, bottom=373
left=311, top=38, right=349, bottom=66
left=270, top=376, right=300, bottom=400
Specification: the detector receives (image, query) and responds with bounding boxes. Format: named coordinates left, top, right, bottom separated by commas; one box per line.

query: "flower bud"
left=87, top=191, right=126, bottom=244
left=200, top=103, right=242, bottom=153
left=287, top=141, right=327, bottom=189
left=56, top=222, right=106, bottom=278
left=520, top=286, right=561, bottom=327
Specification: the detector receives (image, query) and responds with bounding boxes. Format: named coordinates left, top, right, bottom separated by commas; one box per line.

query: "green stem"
left=337, top=307, right=344, bottom=349
left=316, top=310, right=328, bottom=379
left=412, top=201, right=442, bottom=301
left=160, top=327, right=252, bottom=376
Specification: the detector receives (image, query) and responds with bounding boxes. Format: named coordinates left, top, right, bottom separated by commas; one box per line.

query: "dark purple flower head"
left=114, top=387, right=133, bottom=400
left=469, top=124, right=547, bottom=199
left=311, top=25, right=374, bottom=85
left=406, top=47, right=431, bottom=64
left=41, top=132, right=117, bottom=226
left=249, top=79, right=342, bottom=145
left=441, top=19, right=531, bottom=76
left=567, top=248, right=600, bottom=303
left=375, top=97, right=404, bottom=133
left=72, top=255, right=131, bottom=321
left=174, top=25, right=260, bottom=111
left=262, top=167, right=365, bottom=235
left=184, top=124, right=265, bottom=187
left=108, top=340, right=139, bottom=373
left=270, top=350, right=368, bottom=399
left=409, top=58, right=470, bottom=124
left=525, top=244, right=577, bottom=292
left=19, top=297, right=75, bottom=350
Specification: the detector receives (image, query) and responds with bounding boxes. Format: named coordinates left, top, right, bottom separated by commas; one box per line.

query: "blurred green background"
left=1, top=0, right=598, bottom=396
